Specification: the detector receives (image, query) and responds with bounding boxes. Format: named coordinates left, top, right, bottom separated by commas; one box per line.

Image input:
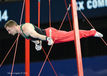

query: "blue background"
left=0, top=56, right=107, bottom=76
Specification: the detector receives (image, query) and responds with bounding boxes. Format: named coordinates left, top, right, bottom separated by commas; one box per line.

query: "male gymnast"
left=4, top=20, right=103, bottom=51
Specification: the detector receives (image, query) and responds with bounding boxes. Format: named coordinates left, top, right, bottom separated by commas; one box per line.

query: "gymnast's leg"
left=45, top=27, right=103, bottom=44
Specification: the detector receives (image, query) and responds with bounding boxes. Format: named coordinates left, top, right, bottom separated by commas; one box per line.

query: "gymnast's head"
left=4, top=20, right=18, bottom=36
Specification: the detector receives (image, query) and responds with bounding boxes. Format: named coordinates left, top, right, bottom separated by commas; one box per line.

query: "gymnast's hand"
left=46, top=37, right=54, bottom=45
left=31, top=40, right=42, bottom=51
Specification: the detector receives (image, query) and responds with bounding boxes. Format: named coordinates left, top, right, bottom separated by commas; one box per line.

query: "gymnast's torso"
left=20, top=23, right=46, bottom=40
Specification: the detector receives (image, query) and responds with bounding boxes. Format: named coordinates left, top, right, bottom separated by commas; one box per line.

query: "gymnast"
left=4, top=20, right=103, bottom=51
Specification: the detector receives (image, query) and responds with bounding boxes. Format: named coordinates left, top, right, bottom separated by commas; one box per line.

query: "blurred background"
left=0, top=0, right=107, bottom=76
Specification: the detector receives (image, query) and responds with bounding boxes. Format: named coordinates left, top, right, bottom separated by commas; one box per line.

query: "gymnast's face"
left=6, top=26, right=17, bottom=36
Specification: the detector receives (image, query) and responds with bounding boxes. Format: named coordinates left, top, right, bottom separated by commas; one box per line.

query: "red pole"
left=71, top=0, right=84, bottom=76
left=38, top=0, right=40, bottom=28
left=25, top=0, right=30, bottom=76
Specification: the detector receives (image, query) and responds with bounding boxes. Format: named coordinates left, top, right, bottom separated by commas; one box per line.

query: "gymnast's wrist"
left=46, top=36, right=51, bottom=41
